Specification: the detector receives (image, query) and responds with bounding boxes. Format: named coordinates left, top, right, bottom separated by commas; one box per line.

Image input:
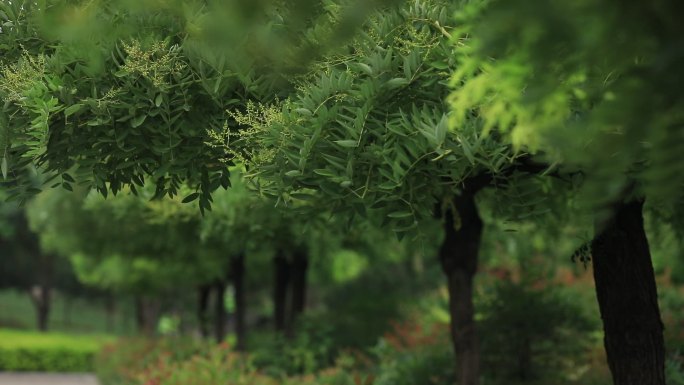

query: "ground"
left=0, top=373, right=99, bottom=385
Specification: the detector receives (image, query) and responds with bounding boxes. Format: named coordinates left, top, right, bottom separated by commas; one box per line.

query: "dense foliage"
left=1, top=1, right=683, bottom=385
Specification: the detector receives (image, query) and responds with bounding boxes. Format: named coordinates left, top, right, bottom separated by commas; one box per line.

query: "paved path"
left=0, top=373, right=99, bottom=385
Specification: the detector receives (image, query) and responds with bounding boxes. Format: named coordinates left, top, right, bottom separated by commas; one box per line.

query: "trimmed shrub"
left=0, top=328, right=111, bottom=372
left=0, top=347, right=93, bottom=371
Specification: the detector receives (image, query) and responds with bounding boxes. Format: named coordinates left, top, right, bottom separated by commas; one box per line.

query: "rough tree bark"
left=274, top=251, right=290, bottom=333
left=232, top=254, right=247, bottom=351
left=591, top=198, right=665, bottom=385
left=438, top=192, right=482, bottom=385
left=214, top=280, right=227, bottom=343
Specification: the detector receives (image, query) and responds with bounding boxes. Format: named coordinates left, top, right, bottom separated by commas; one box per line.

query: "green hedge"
left=0, top=329, right=112, bottom=372
left=0, top=348, right=93, bottom=371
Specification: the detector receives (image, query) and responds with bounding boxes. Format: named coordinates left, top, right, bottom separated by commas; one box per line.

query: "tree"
left=0, top=0, right=390, bottom=206
left=222, top=2, right=555, bottom=383
left=202, top=172, right=352, bottom=343
left=25, top=185, right=230, bottom=336
left=449, top=1, right=684, bottom=383
left=0, top=192, right=81, bottom=331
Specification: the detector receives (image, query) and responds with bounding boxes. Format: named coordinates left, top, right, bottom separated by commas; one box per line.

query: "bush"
left=95, top=337, right=204, bottom=385
left=319, top=262, right=441, bottom=350
left=371, top=320, right=455, bottom=385
left=133, top=343, right=275, bottom=385
left=0, top=328, right=111, bottom=372
left=477, top=280, right=600, bottom=385
left=96, top=337, right=366, bottom=385
left=667, top=353, right=684, bottom=385
left=250, top=319, right=336, bottom=377
left=661, top=286, right=684, bottom=353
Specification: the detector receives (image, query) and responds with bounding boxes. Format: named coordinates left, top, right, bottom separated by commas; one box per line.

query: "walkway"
left=0, top=373, right=99, bottom=385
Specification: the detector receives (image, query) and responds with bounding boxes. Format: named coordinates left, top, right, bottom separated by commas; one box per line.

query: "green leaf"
left=182, top=192, right=200, bottom=203
left=386, top=78, right=409, bottom=89
left=62, top=173, right=75, bottom=183
left=131, top=115, right=147, bottom=128
left=388, top=211, right=413, bottom=218
left=356, top=63, right=373, bottom=76
left=295, top=108, right=313, bottom=116
left=1, top=156, right=7, bottom=179
left=155, top=94, right=163, bottom=107
left=290, top=193, right=314, bottom=201
left=334, top=140, right=358, bottom=148
left=64, top=104, right=84, bottom=117
left=313, top=169, right=337, bottom=177
left=285, top=170, right=302, bottom=177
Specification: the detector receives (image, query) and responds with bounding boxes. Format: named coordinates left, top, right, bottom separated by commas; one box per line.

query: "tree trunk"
left=135, top=297, right=144, bottom=333
left=105, top=295, right=116, bottom=333
left=30, top=284, right=51, bottom=332
left=232, top=254, right=247, bottom=351
left=214, top=281, right=227, bottom=343
left=274, top=251, right=290, bottom=333
left=134, top=296, right=158, bottom=336
left=62, top=296, right=72, bottom=328
left=287, top=251, right=309, bottom=337
left=197, top=284, right=212, bottom=339
left=517, top=336, right=532, bottom=381
left=591, top=198, right=665, bottom=385
left=438, top=193, right=482, bottom=385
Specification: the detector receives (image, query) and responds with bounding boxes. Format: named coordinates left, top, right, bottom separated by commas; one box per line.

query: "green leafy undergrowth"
left=96, top=337, right=369, bottom=385
left=95, top=337, right=204, bottom=385
left=0, top=328, right=113, bottom=372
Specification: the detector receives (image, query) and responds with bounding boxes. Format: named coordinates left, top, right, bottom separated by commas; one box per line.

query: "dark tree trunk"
left=517, top=337, right=532, bottom=381
left=438, top=193, right=482, bottom=385
left=30, top=284, right=51, bottom=332
left=105, top=295, right=116, bottom=333
left=134, top=296, right=158, bottom=336
left=197, top=284, right=212, bottom=339
left=273, top=251, right=290, bottom=333
left=591, top=198, right=665, bottom=385
left=214, top=281, right=227, bottom=343
left=62, top=296, right=73, bottom=328
left=232, top=254, right=247, bottom=351
left=287, top=251, right=309, bottom=337
left=134, top=296, right=145, bottom=333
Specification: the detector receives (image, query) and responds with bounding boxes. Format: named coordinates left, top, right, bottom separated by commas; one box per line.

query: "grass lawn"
left=0, top=290, right=135, bottom=335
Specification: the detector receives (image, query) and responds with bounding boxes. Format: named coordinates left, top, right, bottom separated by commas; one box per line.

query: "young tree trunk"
left=105, top=295, right=116, bottom=333
left=438, top=193, right=482, bottom=385
left=30, top=284, right=51, bottom=332
left=197, top=284, right=212, bottom=339
left=214, top=281, right=227, bottom=343
left=231, top=254, right=247, bottom=351
left=591, top=198, right=665, bottom=385
left=134, top=296, right=145, bottom=333
left=287, top=251, right=309, bottom=337
left=134, top=296, right=158, bottom=336
left=517, top=336, right=532, bottom=381
left=62, top=296, right=72, bottom=328
left=273, top=251, right=290, bottom=333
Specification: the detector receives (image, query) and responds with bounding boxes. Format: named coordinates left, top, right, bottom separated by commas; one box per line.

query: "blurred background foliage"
left=0, top=0, right=683, bottom=384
